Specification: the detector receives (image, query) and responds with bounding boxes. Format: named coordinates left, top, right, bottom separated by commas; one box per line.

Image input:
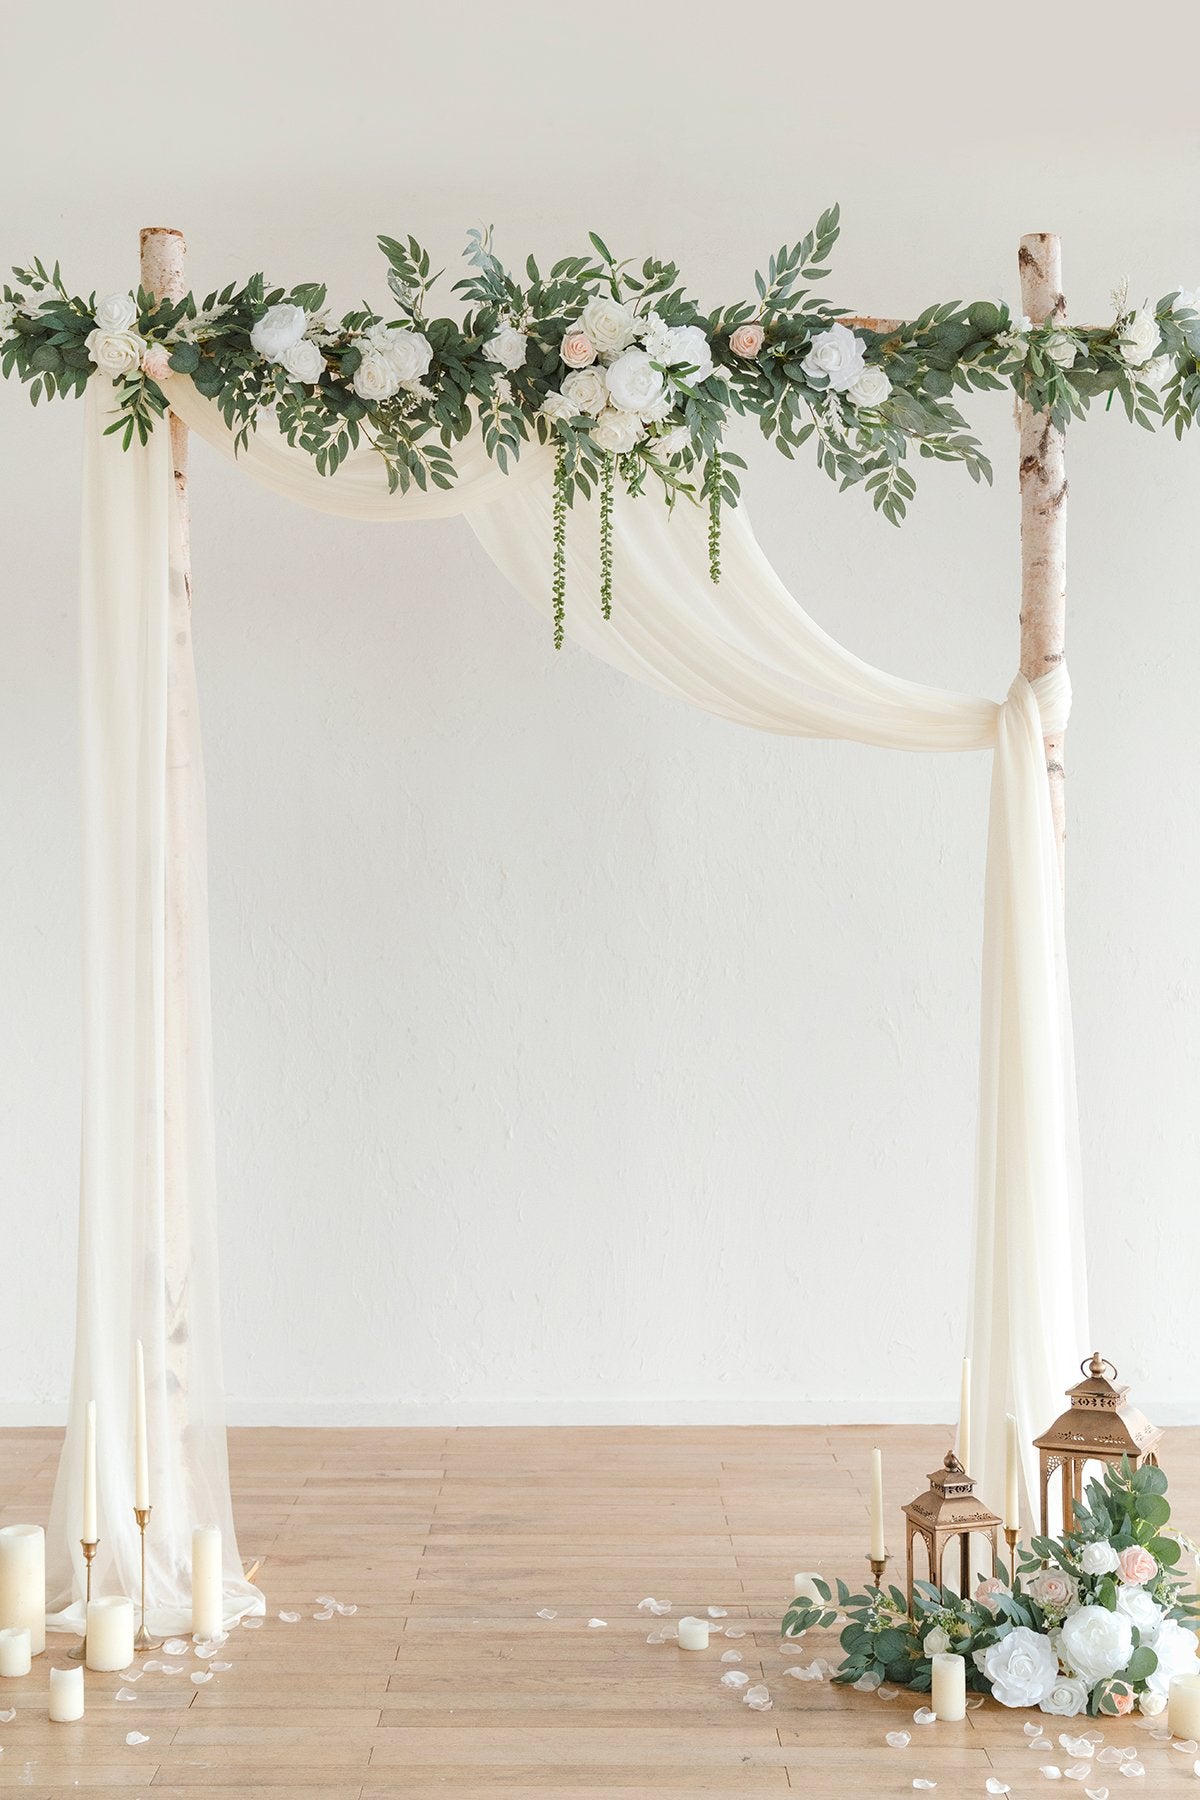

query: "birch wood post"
left=1017, top=233, right=1068, bottom=872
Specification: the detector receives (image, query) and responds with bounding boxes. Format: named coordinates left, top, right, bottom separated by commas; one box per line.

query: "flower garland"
left=4, top=214, right=1200, bottom=640
left=782, top=1459, right=1200, bottom=1720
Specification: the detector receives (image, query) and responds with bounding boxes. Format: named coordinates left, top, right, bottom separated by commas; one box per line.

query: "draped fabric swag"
left=47, top=374, right=1086, bottom=1626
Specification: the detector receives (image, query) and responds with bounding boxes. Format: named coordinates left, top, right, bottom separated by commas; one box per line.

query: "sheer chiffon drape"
left=49, top=375, right=1084, bottom=1623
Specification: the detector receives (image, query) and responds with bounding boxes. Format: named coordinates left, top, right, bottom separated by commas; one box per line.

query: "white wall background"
left=2, top=2, right=1198, bottom=1425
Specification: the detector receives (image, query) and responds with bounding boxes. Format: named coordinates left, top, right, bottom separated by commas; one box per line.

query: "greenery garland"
left=4, top=211, right=1199, bottom=637
left=781, top=1458, right=1200, bottom=1719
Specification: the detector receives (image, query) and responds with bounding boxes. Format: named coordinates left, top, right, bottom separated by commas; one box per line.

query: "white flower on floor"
left=1144, top=1618, right=1200, bottom=1697
left=86, top=327, right=146, bottom=377
left=981, top=1625, right=1060, bottom=1708
left=592, top=407, right=644, bottom=454
left=561, top=365, right=609, bottom=415
left=279, top=338, right=326, bottom=385
left=1059, top=1604, right=1133, bottom=1685
left=580, top=295, right=638, bottom=356
left=801, top=322, right=866, bottom=392
left=250, top=303, right=308, bottom=359
left=483, top=324, right=528, bottom=371
left=1039, top=1674, right=1090, bottom=1717
left=93, top=292, right=138, bottom=333
left=1119, top=309, right=1161, bottom=367
left=847, top=365, right=892, bottom=408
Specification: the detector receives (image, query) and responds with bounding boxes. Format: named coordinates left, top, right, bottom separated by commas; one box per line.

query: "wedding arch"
left=7, top=215, right=1194, bottom=1630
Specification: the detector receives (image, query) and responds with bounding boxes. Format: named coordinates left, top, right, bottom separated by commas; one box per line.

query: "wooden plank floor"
left=1, top=1423, right=1198, bottom=1797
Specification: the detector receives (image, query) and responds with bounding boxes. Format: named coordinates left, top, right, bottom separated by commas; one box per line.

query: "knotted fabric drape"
left=48, top=375, right=1085, bottom=1625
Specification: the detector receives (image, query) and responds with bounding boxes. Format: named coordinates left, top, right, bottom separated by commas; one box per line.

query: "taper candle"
left=1004, top=1413, right=1020, bottom=1531
left=134, top=1340, right=149, bottom=1512
left=869, top=1448, right=885, bottom=1561
left=85, top=1596, right=135, bottom=1672
left=1169, top=1673, right=1200, bottom=1741
left=48, top=1663, right=85, bottom=1721
left=677, top=1616, right=709, bottom=1650
left=931, top=1651, right=966, bottom=1721
left=191, top=1526, right=223, bottom=1640
left=0, top=1626, right=32, bottom=1676
left=0, top=1524, right=46, bottom=1655
left=959, top=1358, right=971, bottom=1475
left=82, top=1399, right=97, bottom=1543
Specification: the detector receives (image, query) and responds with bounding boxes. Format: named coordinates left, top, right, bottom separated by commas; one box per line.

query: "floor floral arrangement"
left=782, top=1459, right=1200, bottom=1720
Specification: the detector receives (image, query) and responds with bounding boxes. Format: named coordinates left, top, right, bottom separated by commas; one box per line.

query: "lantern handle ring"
left=1082, top=1352, right=1117, bottom=1381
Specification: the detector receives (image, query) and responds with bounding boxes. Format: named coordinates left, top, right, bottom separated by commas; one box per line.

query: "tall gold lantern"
left=1033, top=1352, right=1163, bottom=1537
left=903, top=1452, right=1001, bottom=1611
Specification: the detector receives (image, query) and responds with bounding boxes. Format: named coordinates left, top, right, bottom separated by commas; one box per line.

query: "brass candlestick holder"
left=133, top=1506, right=162, bottom=1650
left=868, top=1551, right=890, bottom=1592
left=66, top=1538, right=99, bottom=1661
left=1004, top=1525, right=1019, bottom=1578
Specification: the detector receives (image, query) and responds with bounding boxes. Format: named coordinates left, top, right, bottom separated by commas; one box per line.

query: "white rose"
left=604, top=349, right=666, bottom=418
left=351, top=348, right=402, bottom=402
left=1120, top=309, right=1161, bottom=368
left=0, top=299, right=19, bottom=337
left=540, top=389, right=580, bottom=422
left=250, top=303, right=308, bottom=359
left=1039, top=1674, right=1091, bottom=1717
left=1145, top=1619, right=1200, bottom=1698
left=654, top=322, right=714, bottom=383
left=561, top=366, right=609, bottom=415
left=592, top=408, right=644, bottom=454
left=369, top=325, right=434, bottom=386
left=1134, top=354, right=1174, bottom=394
left=847, top=366, right=892, bottom=408
left=1173, top=288, right=1200, bottom=315
left=278, top=338, right=325, bottom=385
left=1138, top=1688, right=1167, bottom=1715
left=923, top=1626, right=951, bottom=1656
left=1114, top=1586, right=1163, bottom=1636
left=801, top=322, right=867, bottom=393
left=1044, top=331, right=1079, bottom=369
left=580, top=295, right=638, bottom=356
left=654, top=423, right=693, bottom=459
left=982, top=1626, right=1060, bottom=1708
left=1027, top=1568, right=1079, bottom=1615
left=1079, top=1542, right=1120, bottom=1577
left=1059, top=1604, right=1133, bottom=1685
left=93, top=292, right=138, bottom=333
left=85, top=327, right=146, bottom=377
left=483, top=324, right=528, bottom=371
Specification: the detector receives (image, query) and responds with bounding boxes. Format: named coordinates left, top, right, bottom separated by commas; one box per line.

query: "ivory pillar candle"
left=191, top=1526, right=223, bottom=1639
left=85, top=1596, right=135, bottom=1672
left=82, top=1399, right=98, bottom=1543
left=1169, top=1673, right=1200, bottom=1741
left=958, top=1358, right=971, bottom=1474
left=931, top=1651, right=966, bottom=1722
left=49, top=1663, right=85, bottom=1722
left=676, top=1616, right=709, bottom=1650
left=869, top=1448, right=885, bottom=1561
left=134, top=1340, right=150, bottom=1511
left=0, top=1627, right=32, bottom=1677
left=1004, top=1413, right=1020, bottom=1531
left=0, top=1524, right=45, bottom=1655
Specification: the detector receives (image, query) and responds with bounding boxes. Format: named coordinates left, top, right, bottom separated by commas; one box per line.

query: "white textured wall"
left=2, top=2, right=1198, bottom=1424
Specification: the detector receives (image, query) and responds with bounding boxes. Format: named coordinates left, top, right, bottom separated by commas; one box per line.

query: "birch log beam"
left=1017, top=232, right=1068, bottom=873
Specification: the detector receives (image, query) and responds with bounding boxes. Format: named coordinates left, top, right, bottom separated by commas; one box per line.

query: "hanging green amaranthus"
left=552, top=439, right=568, bottom=650
left=599, top=452, right=615, bottom=620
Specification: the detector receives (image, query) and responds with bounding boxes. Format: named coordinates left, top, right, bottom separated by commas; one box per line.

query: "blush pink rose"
left=974, top=1576, right=1005, bottom=1612
left=1117, top=1546, right=1158, bottom=1586
left=729, top=321, right=765, bottom=359
left=142, top=343, right=171, bottom=381
left=560, top=329, right=597, bottom=369
left=1110, top=1686, right=1134, bottom=1714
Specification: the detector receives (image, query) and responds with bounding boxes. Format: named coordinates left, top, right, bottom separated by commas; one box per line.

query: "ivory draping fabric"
left=45, top=383, right=263, bottom=1632
left=49, top=375, right=1085, bottom=1624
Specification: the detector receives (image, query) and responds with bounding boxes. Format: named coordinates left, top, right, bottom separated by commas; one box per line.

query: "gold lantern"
left=903, top=1452, right=1001, bottom=1611
left=1033, top=1352, right=1163, bottom=1537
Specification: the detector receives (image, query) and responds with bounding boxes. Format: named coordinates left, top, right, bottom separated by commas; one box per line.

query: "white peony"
left=1059, top=1605, right=1133, bottom=1685
left=923, top=1626, right=951, bottom=1656
left=483, top=324, right=528, bottom=371
left=85, top=327, right=146, bottom=377
left=801, top=322, right=867, bottom=393
left=1120, top=309, right=1161, bottom=367
left=540, top=389, right=580, bottom=422
left=580, top=295, right=638, bottom=356
left=1133, top=354, right=1174, bottom=394
left=1039, top=1674, right=1091, bottom=1717
left=1079, top=1541, right=1121, bottom=1577
left=278, top=338, right=325, bottom=385
left=604, top=349, right=666, bottom=418
left=561, top=366, right=609, bottom=415
left=647, top=321, right=714, bottom=383
left=368, top=325, right=434, bottom=386
left=981, top=1626, right=1060, bottom=1708
left=93, top=292, right=138, bottom=333
left=1114, top=1585, right=1163, bottom=1637
left=847, top=366, right=892, bottom=408
left=1044, top=331, right=1080, bottom=369
left=654, top=423, right=693, bottom=459
left=592, top=407, right=644, bottom=454
left=250, top=303, right=308, bottom=360
left=351, top=348, right=402, bottom=402
left=1145, top=1619, right=1200, bottom=1698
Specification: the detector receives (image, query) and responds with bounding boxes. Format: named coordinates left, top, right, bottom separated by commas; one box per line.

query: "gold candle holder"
left=133, top=1506, right=162, bottom=1650
left=1004, top=1525, right=1019, bottom=1579
left=869, top=1551, right=890, bottom=1592
left=66, top=1538, right=99, bottom=1661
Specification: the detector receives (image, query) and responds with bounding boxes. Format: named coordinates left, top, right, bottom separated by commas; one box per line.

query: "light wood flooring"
left=1, top=1423, right=1198, bottom=1798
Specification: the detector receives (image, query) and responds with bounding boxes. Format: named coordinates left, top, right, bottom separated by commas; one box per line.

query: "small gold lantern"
left=903, top=1452, right=1001, bottom=1610
left=1034, top=1352, right=1163, bottom=1537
